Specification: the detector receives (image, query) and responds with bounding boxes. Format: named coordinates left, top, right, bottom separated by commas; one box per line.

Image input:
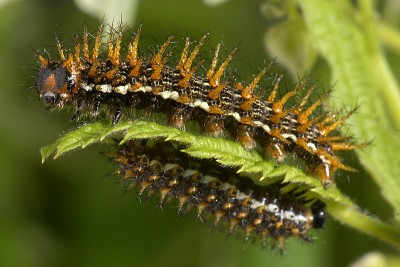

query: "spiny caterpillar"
left=113, top=140, right=326, bottom=252
left=35, top=23, right=362, bottom=187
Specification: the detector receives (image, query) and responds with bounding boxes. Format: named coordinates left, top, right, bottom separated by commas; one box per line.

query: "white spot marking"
left=160, top=91, right=172, bottom=99
left=142, top=86, right=153, bottom=92
left=115, top=85, right=129, bottom=95
left=307, top=142, right=317, bottom=152
left=236, top=192, right=249, bottom=200
left=295, top=215, right=308, bottom=223
left=193, top=100, right=203, bottom=107
left=149, top=160, right=161, bottom=167
left=198, top=101, right=210, bottom=112
left=200, top=175, right=218, bottom=184
left=169, top=91, right=179, bottom=101
left=266, top=203, right=279, bottom=213
left=228, top=112, right=241, bottom=121
left=250, top=199, right=266, bottom=209
left=261, top=124, right=271, bottom=134
left=163, top=163, right=179, bottom=171
left=96, top=84, right=113, bottom=93
left=283, top=210, right=296, bottom=221
left=221, top=182, right=235, bottom=191
left=133, top=86, right=153, bottom=93
left=81, top=83, right=94, bottom=91
left=282, top=133, right=297, bottom=141
left=182, top=169, right=200, bottom=177
left=43, top=91, right=55, bottom=98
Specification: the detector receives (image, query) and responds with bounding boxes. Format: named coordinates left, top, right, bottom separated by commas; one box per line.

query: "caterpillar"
left=112, top=139, right=326, bottom=252
left=34, top=23, right=362, bottom=187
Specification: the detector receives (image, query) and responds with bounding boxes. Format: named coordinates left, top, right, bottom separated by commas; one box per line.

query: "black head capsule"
left=311, top=201, right=326, bottom=229
left=36, top=60, right=69, bottom=105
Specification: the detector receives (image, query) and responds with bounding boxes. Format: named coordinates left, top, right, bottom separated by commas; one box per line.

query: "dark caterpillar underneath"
left=112, top=140, right=326, bottom=252
left=35, top=23, right=362, bottom=187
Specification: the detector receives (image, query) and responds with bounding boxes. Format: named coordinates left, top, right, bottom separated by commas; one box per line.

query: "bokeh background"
left=0, top=0, right=398, bottom=266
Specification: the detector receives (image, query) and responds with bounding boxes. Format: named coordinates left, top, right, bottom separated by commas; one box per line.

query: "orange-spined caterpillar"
left=35, top=23, right=362, bottom=187
left=112, top=139, right=326, bottom=252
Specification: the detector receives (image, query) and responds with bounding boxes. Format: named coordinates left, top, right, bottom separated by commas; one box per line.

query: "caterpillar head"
left=36, top=56, right=76, bottom=108
left=311, top=201, right=326, bottom=228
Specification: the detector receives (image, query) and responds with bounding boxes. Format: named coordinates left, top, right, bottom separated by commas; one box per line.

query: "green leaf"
left=40, top=120, right=400, bottom=249
left=299, top=0, right=400, bottom=223
left=40, top=121, right=131, bottom=161
left=264, top=17, right=317, bottom=78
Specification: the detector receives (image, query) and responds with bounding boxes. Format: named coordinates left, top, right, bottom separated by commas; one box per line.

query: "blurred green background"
left=0, top=0, right=398, bottom=266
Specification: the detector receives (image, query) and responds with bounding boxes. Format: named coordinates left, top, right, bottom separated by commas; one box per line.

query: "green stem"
left=327, top=199, right=400, bottom=250
left=379, top=23, right=400, bottom=54
left=299, top=0, right=400, bottom=223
